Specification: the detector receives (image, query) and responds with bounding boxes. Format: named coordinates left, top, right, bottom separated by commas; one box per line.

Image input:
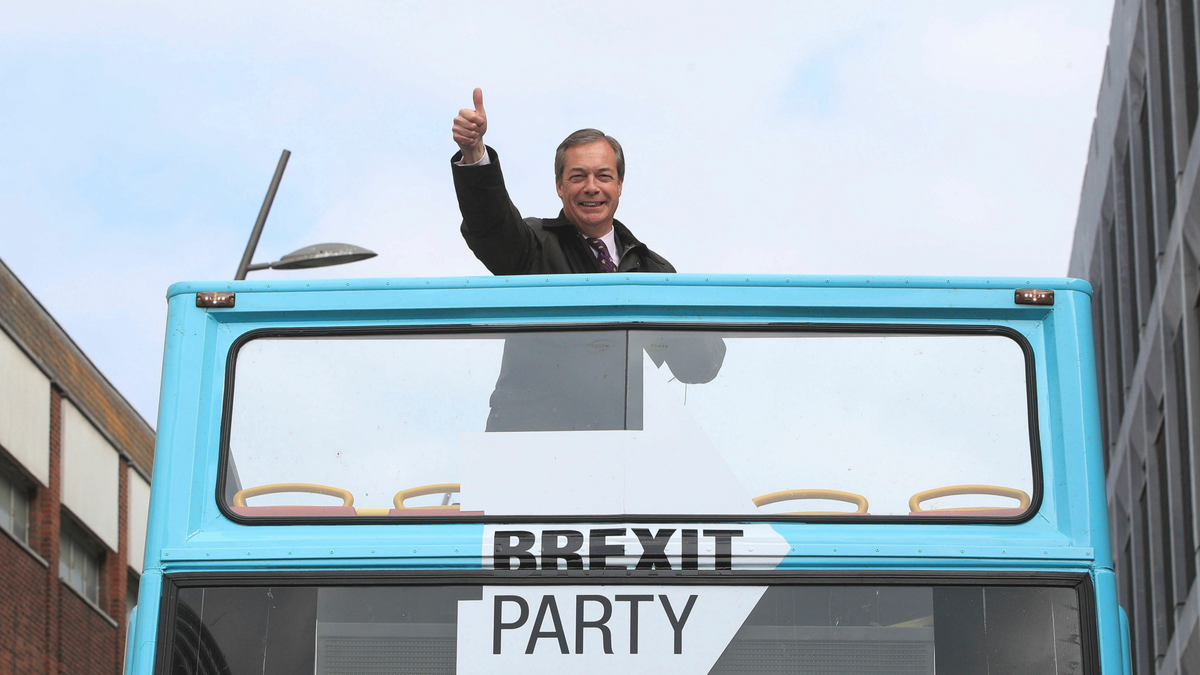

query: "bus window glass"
left=167, top=583, right=1083, bottom=674
left=225, top=329, right=1034, bottom=518
left=629, top=331, right=1033, bottom=517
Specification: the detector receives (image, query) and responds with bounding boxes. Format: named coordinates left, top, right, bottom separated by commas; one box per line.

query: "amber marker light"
left=196, top=291, right=236, bottom=308
left=1014, top=289, right=1054, bottom=305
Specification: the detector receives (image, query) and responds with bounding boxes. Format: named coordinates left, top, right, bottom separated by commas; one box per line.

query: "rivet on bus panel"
left=1014, top=289, right=1054, bottom=305
left=196, top=291, right=235, bottom=308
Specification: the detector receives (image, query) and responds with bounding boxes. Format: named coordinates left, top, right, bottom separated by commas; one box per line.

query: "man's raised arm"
left=450, top=88, right=539, bottom=274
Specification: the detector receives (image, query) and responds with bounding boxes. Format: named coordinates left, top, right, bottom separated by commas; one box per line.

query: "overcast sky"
left=1, top=1, right=1115, bottom=426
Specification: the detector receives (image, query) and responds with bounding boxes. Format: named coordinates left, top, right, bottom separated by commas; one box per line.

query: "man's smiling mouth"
left=580, top=202, right=604, bottom=207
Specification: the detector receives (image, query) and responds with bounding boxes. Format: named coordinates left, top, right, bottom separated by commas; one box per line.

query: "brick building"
left=0, top=256, right=153, bottom=674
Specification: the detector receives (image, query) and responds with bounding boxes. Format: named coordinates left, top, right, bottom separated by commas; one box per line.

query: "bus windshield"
left=222, top=328, right=1036, bottom=519
left=166, top=581, right=1082, bottom=674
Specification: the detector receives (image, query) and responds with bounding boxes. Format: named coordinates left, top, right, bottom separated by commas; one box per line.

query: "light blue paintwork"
left=1120, top=605, right=1133, bottom=675
left=126, top=274, right=1125, bottom=674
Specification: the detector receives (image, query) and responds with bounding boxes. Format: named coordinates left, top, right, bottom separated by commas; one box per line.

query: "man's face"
left=556, top=140, right=622, bottom=237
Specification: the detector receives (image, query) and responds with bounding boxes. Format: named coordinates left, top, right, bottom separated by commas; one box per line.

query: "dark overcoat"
left=452, top=147, right=676, bottom=275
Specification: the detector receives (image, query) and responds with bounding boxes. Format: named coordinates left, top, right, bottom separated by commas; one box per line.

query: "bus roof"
left=167, top=273, right=1094, bottom=298
left=147, top=273, right=1108, bottom=574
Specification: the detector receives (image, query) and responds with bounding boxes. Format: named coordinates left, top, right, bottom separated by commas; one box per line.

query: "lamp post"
left=234, top=150, right=376, bottom=279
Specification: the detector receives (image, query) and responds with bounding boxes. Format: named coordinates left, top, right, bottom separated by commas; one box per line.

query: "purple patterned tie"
left=586, top=237, right=618, bottom=273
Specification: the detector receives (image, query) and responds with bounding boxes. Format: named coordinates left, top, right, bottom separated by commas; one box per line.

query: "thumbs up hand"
left=453, top=88, right=488, bottom=164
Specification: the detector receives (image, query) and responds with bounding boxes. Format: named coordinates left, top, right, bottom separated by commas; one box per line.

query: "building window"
left=1105, top=220, right=1126, bottom=401
left=1154, top=424, right=1176, bottom=640
left=1181, top=0, right=1199, bottom=140
left=1137, top=100, right=1158, bottom=297
left=127, top=571, right=140, bottom=626
left=1139, top=482, right=1155, bottom=674
left=1120, top=149, right=1141, bottom=360
left=1122, top=535, right=1137, bottom=671
left=1154, top=0, right=1177, bottom=218
left=1173, top=323, right=1197, bottom=591
left=59, top=524, right=101, bottom=604
left=0, top=468, right=30, bottom=545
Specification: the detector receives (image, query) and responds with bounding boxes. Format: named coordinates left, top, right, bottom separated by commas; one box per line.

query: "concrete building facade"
left=1070, top=1, right=1200, bottom=673
left=0, top=257, right=153, bottom=674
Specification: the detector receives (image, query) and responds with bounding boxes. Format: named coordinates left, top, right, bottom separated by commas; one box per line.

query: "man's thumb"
left=473, top=88, right=484, bottom=113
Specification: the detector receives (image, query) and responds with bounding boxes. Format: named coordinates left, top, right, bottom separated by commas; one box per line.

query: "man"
left=449, top=89, right=720, bottom=432
left=451, top=88, right=675, bottom=275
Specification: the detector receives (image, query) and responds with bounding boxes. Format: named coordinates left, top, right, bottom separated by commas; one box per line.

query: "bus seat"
left=908, top=507, right=1028, bottom=517
left=231, top=505, right=359, bottom=517
left=231, top=482, right=356, bottom=517
left=753, top=488, right=869, bottom=515
left=393, top=483, right=461, bottom=510
left=908, top=485, right=1030, bottom=516
left=386, top=508, right=485, bottom=516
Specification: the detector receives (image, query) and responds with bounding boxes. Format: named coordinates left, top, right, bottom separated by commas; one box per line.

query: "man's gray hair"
left=554, top=129, right=625, bottom=182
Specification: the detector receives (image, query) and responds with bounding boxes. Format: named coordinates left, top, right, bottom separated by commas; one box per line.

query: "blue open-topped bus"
left=125, top=274, right=1127, bottom=674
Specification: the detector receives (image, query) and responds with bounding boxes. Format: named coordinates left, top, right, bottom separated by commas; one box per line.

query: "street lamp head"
left=271, top=243, right=377, bottom=270
left=234, top=151, right=379, bottom=279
